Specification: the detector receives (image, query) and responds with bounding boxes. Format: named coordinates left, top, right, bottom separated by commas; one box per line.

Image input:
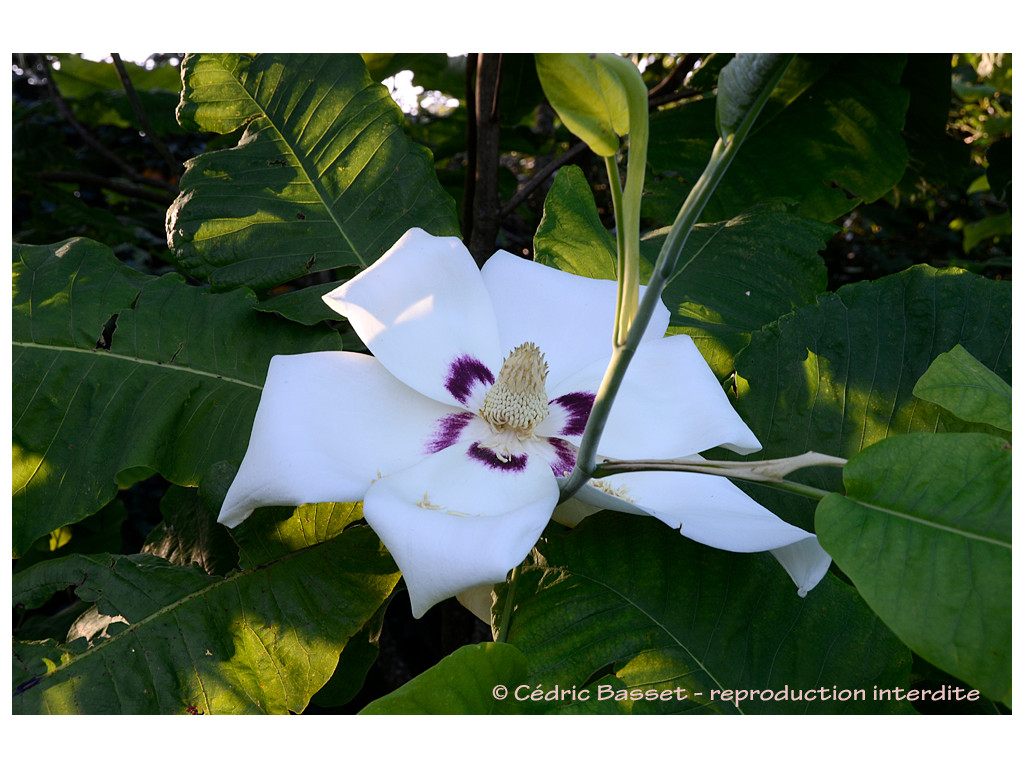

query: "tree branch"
left=110, top=53, right=183, bottom=180
left=466, top=53, right=504, bottom=266
left=500, top=141, right=589, bottom=218
left=40, top=55, right=177, bottom=194
left=35, top=170, right=176, bottom=206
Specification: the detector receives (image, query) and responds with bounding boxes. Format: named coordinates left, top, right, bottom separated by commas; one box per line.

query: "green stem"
left=768, top=479, right=832, bottom=502
left=560, top=57, right=794, bottom=503
left=600, top=54, right=648, bottom=348
left=605, top=155, right=628, bottom=346
left=591, top=452, right=845, bottom=502
left=496, top=564, right=521, bottom=643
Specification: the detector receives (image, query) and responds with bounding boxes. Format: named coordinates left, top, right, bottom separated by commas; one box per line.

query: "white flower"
left=219, top=228, right=831, bottom=617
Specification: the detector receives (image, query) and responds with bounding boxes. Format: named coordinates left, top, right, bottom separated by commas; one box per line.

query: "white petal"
left=575, top=470, right=827, bottom=584
left=219, top=352, right=463, bottom=528
left=481, top=249, right=670, bottom=391
left=455, top=584, right=497, bottom=628
left=550, top=496, right=602, bottom=527
left=565, top=472, right=828, bottom=594
left=771, top=538, right=832, bottom=597
left=323, top=228, right=503, bottom=407
left=585, top=471, right=816, bottom=551
left=552, top=334, right=761, bottom=458
left=630, top=473, right=815, bottom=548
left=363, top=443, right=558, bottom=618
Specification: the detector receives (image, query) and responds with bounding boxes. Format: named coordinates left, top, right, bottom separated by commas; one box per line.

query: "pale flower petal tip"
left=456, top=584, right=498, bottom=627
left=771, top=536, right=833, bottom=597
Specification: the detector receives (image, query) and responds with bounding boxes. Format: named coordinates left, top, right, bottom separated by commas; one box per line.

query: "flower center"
left=479, top=342, right=550, bottom=439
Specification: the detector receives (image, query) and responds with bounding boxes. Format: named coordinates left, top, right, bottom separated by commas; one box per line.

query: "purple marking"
left=467, top=442, right=528, bottom=472
left=425, top=411, right=476, bottom=454
left=551, top=392, right=595, bottom=436
left=547, top=438, right=577, bottom=477
left=445, top=355, right=494, bottom=406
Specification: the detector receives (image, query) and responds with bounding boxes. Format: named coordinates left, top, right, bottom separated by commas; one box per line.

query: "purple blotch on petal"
left=426, top=411, right=476, bottom=454
left=547, top=438, right=577, bottom=477
left=446, top=355, right=494, bottom=405
left=467, top=442, right=528, bottom=472
left=551, top=392, right=595, bottom=436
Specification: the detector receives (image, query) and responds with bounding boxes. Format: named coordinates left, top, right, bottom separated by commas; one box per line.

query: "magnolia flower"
left=219, top=228, right=831, bottom=617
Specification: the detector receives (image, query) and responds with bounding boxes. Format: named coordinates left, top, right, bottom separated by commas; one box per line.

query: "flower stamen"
left=416, top=491, right=444, bottom=510
left=479, top=342, right=550, bottom=440
left=589, top=478, right=636, bottom=504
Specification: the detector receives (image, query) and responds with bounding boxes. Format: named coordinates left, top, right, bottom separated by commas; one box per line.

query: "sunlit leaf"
left=913, top=344, right=1012, bottom=432
left=360, top=642, right=540, bottom=714
left=817, top=433, right=1011, bottom=707
left=13, top=503, right=399, bottom=714
left=499, top=514, right=912, bottom=714
left=730, top=264, right=1011, bottom=532
left=12, top=238, right=341, bottom=556
left=168, top=53, right=459, bottom=293
left=533, top=165, right=618, bottom=277
left=535, top=53, right=632, bottom=157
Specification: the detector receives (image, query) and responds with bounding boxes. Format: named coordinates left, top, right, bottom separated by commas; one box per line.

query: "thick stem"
left=605, top=155, right=628, bottom=345
left=467, top=53, right=504, bottom=266
left=599, top=55, right=648, bottom=348
left=592, top=451, right=846, bottom=501
left=559, top=59, right=793, bottom=503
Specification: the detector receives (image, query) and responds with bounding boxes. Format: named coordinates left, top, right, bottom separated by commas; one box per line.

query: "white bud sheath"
left=479, top=342, right=550, bottom=439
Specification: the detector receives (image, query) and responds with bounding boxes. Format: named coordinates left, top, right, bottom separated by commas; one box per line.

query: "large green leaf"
left=646, top=54, right=910, bottom=223
left=656, top=201, right=833, bottom=378
left=13, top=503, right=400, bottom=714
left=730, top=265, right=1011, bottom=532
left=359, top=642, right=540, bottom=714
left=500, top=514, right=912, bottom=714
left=816, top=433, right=1011, bottom=706
left=168, top=53, right=459, bottom=293
left=913, top=344, right=1012, bottom=433
left=533, top=165, right=618, bottom=277
left=12, top=238, right=341, bottom=556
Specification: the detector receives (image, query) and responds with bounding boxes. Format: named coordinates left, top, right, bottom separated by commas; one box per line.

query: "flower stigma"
left=478, top=342, right=550, bottom=461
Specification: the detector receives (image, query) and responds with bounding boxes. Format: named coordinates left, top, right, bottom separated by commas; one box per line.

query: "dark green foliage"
left=11, top=52, right=1011, bottom=716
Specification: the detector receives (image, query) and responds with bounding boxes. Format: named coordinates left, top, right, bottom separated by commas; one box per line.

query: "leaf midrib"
left=12, top=341, right=262, bottom=391
left=230, top=55, right=368, bottom=266
left=571, top=569, right=745, bottom=715
left=14, top=540, right=336, bottom=701
left=826, top=492, right=1011, bottom=549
